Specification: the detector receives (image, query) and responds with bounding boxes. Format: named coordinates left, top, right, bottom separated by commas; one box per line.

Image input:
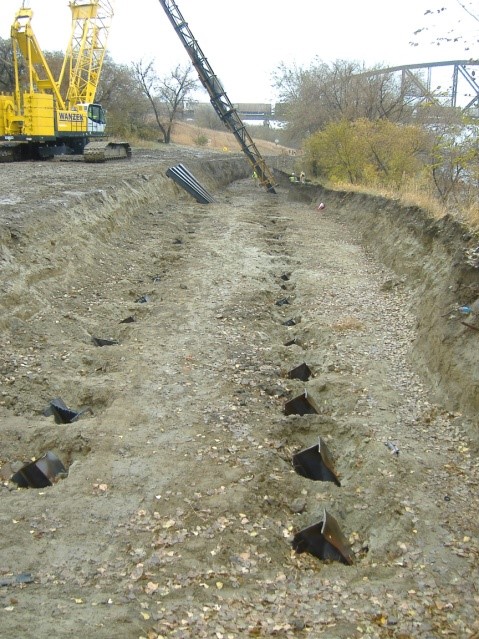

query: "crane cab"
left=56, top=103, right=107, bottom=135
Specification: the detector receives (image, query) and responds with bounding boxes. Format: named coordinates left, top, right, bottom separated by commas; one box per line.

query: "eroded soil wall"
left=283, top=175, right=479, bottom=423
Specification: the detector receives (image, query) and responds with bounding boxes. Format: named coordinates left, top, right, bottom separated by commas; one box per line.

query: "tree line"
left=1, top=27, right=478, bottom=210
left=0, top=34, right=288, bottom=148
left=0, top=37, right=201, bottom=144
left=273, top=58, right=479, bottom=209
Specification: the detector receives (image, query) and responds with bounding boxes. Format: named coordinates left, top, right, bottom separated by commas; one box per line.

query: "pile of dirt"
left=0, top=150, right=478, bottom=639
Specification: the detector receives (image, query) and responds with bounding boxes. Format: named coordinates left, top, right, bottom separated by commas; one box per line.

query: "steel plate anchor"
left=288, top=362, right=312, bottom=382
left=92, top=336, right=119, bottom=347
left=10, top=452, right=67, bottom=488
left=43, top=397, right=92, bottom=424
left=292, top=509, right=354, bottom=565
left=292, top=437, right=341, bottom=486
left=284, top=390, right=319, bottom=416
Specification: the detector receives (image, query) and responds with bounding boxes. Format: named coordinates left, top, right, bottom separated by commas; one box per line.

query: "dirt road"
left=0, top=149, right=478, bottom=638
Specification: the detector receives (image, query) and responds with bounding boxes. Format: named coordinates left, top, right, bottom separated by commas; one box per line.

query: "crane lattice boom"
left=157, top=0, right=277, bottom=193
left=60, top=0, right=114, bottom=108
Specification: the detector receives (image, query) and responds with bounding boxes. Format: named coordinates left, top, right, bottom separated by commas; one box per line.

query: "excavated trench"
left=282, top=173, right=479, bottom=422
left=0, top=150, right=478, bottom=639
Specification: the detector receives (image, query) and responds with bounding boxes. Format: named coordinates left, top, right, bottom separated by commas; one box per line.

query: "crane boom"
left=157, top=0, right=277, bottom=194
left=60, top=0, right=114, bottom=108
left=10, top=7, right=66, bottom=110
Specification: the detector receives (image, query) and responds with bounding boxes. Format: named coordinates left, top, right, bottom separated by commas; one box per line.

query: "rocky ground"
left=0, top=147, right=478, bottom=639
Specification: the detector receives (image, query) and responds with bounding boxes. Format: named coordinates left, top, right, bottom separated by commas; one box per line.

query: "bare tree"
left=0, top=38, right=15, bottom=91
left=273, top=58, right=417, bottom=144
left=97, top=56, right=150, bottom=136
left=193, top=102, right=224, bottom=131
left=132, top=60, right=198, bottom=143
left=411, top=1, right=479, bottom=51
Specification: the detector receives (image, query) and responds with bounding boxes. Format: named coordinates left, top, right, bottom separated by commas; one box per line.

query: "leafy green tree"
left=304, top=120, right=365, bottom=183
left=359, top=118, right=428, bottom=187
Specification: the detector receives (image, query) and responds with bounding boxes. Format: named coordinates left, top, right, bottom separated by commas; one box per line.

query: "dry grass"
left=461, top=203, right=479, bottom=230
left=170, top=121, right=293, bottom=157
left=330, top=178, right=479, bottom=232
left=130, top=121, right=295, bottom=159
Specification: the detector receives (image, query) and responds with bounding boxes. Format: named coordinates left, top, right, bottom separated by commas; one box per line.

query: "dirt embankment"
left=0, top=150, right=478, bottom=639
left=283, top=174, right=479, bottom=423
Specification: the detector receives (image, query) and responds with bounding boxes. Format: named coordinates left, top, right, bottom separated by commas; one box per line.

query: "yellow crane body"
left=0, top=2, right=130, bottom=162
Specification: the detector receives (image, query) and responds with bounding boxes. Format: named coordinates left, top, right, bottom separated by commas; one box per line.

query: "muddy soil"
left=0, top=147, right=478, bottom=639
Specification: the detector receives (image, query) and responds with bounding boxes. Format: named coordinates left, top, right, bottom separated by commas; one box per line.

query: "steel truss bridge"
left=227, top=60, right=479, bottom=121
left=358, top=59, right=479, bottom=113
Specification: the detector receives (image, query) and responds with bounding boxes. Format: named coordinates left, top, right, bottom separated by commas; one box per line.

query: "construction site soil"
left=0, top=145, right=478, bottom=639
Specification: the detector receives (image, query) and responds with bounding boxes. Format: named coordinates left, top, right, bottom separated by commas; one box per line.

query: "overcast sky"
left=0, top=0, right=477, bottom=103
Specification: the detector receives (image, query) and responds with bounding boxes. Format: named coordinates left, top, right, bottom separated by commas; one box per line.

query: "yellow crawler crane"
left=0, top=1, right=130, bottom=162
